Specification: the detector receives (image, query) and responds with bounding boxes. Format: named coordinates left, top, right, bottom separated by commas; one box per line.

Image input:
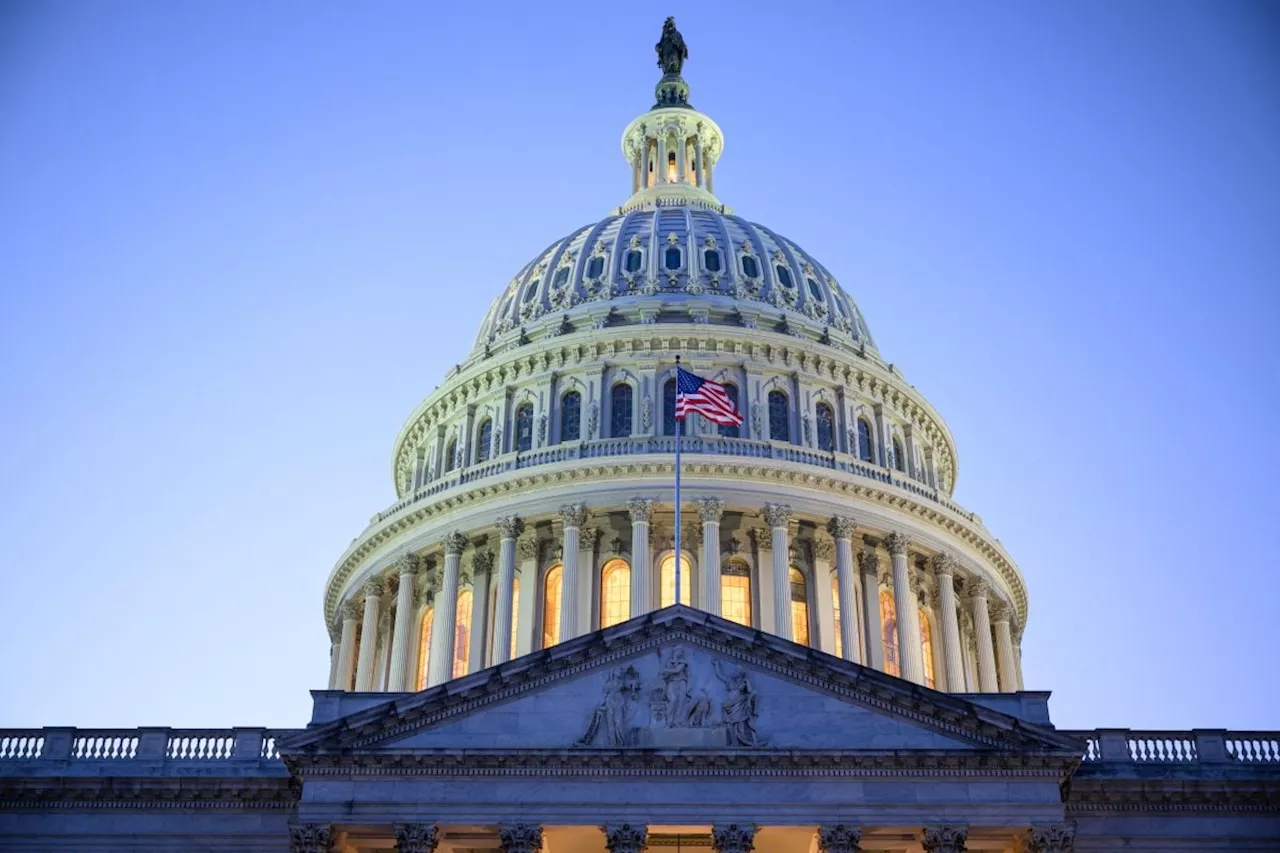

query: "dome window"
left=741, top=255, right=760, bottom=278
left=625, top=249, right=643, bottom=273
left=816, top=403, right=835, bottom=452
left=665, top=247, right=681, bottom=271
left=515, top=404, right=534, bottom=452
left=775, top=265, right=794, bottom=288
left=703, top=249, right=721, bottom=272
left=476, top=419, right=493, bottom=463
left=553, top=267, right=571, bottom=288
left=586, top=256, right=605, bottom=279
left=806, top=277, right=822, bottom=300
left=610, top=383, right=633, bottom=438
left=560, top=391, right=581, bottom=442
left=523, top=279, right=540, bottom=304
left=768, top=390, right=790, bottom=442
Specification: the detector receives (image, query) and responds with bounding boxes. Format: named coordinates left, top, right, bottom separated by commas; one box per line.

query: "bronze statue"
left=656, top=17, right=688, bottom=75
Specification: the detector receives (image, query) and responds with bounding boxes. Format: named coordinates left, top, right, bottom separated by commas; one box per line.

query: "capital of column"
left=884, top=531, right=911, bottom=556
left=288, top=823, right=332, bottom=853
left=602, top=824, right=648, bottom=853
left=711, top=824, right=756, bottom=853
left=341, top=602, right=362, bottom=622
left=627, top=498, right=654, bottom=523
left=517, top=534, right=540, bottom=562
left=443, top=530, right=468, bottom=556
left=968, top=578, right=991, bottom=601
left=696, top=497, right=725, bottom=522
left=496, top=515, right=525, bottom=540
left=817, top=824, right=862, bottom=853
left=362, top=580, right=385, bottom=600
left=858, top=549, right=879, bottom=576
left=560, top=503, right=588, bottom=529
left=499, top=823, right=544, bottom=853
left=394, top=824, right=440, bottom=853
left=762, top=502, right=792, bottom=529
left=1027, top=822, right=1076, bottom=853
left=990, top=601, right=1012, bottom=623
left=921, top=825, right=968, bottom=853
left=472, top=550, right=495, bottom=576
left=811, top=536, right=836, bottom=562
left=392, top=553, right=419, bottom=577
left=930, top=552, right=958, bottom=577
left=827, top=516, right=857, bottom=541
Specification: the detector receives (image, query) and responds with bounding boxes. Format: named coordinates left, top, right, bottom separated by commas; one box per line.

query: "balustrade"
left=1063, top=729, right=1280, bottom=765
left=0, top=732, right=43, bottom=760
left=0, top=727, right=297, bottom=767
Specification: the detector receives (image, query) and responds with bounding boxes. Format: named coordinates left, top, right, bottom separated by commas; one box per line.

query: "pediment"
left=282, top=606, right=1079, bottom=758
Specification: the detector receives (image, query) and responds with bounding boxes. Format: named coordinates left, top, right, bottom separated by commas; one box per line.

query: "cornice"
left=0, top=776, right=296, bottom=811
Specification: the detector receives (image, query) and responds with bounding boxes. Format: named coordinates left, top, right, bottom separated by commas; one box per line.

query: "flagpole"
left=674, top=355, right=682, bottom=608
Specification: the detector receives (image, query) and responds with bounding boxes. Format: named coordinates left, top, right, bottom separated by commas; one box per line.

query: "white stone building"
left=1, top=19, right=1276, bottom=853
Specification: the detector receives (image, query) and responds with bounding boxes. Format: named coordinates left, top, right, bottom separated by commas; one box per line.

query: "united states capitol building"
left=2, top=20, right=1276, bottom=853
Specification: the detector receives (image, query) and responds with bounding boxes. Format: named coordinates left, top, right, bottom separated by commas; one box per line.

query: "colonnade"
left=331, top=503, right=1023, bottom=695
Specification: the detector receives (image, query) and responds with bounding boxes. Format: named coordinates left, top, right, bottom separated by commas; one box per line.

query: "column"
left=969, top=580, right=999, bottom=692
left=828, top=517, right=861, bottom=664
left=289, top=824, right=332, bottom=853
left=752, top=527, right=776, bottom=633
left=628, top=499, right=654, bottom=616
left=395, top=824, right=440, bottom=853
left=641, top=138, right=651, bottom=189
left=335, top=602, right=360, bottom=691
left=921, top=826, right=968, bottom=853
left=499, top=824, right=543, bottom=853
left=492, top=516, right=523, bottom=666
left=886, top=532, right=924, bottom=684
left=697, top=498, right=724, bottom=615
left=813, top=537, right=837, bottom=655
left=354, top=580, right=384, bottom=691
left=388, top=554, right=419, bottom=691
left=559, top=503, right=587, bottom=640
left=930, top=553, right=966, bottom=693
left=858, top=546, right=884, bottom=671
left=427, top=531, right=467, bottom=687
left=1026, top=824, right=1076, bottom=853
left=468, top=550, right=493, bottom=673
left=817, top=825, right=862, bottom=853
left=656, top=134, right=668, bottom=183
left=992, top=602, right=1018, bottom=693
left=676, top=133, right=688, bottom=182
left=603, top=824, right=648, bottom=853
left=694, top=137, right=705, bottom=188
left=711, top=825, right=756, bottom=853
left=764, top=503, right=793, bottom=641
left=326, top=637, right=340, bottom=689
left=515, top=533, right=539, bottom=656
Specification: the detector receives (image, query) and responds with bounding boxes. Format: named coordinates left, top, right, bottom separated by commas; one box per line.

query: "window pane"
left=665, top=247, right=681, bottom=270
left=453, top=589, right=472, bottom=678
left=561, top=392, right=581, bottom=441
left=553, top=267, right=570, bottom=287
left=721, top=566, right=751, bottom=626
left=807, top=277, right=822, bottom=300
left=659, top=553, right=692, bottom=606
left=444, top=440, right=457, bottom=473
left=600, top=559, right=631, bottom=628
left=543, top=565, right=562, bottom=648
left=881, top=591, right=900, bottom=677
left=587, top=256, right=605, bottom=278
left=516, top=405, right=533, bottom=452
left=524, top=279, right=540, bottom=303
left=776, top=265, right=793, bottom=288
left=477, top=420, right=492, bottom=462
left=742, top=255, right=759, bottom=278
left=893, top=439, right=905, bottom=472
left=611, top=384, right=633, bottom=438
left=768, top=391, right=790, bottom=441
left=816, top=404, right=834, bottom=452
left=920, top=607, right=935, bottom=689
left=704, top=250, right=721, bottom=272
left=625, top=250, right=643, bottom=272
left=663, top=378, right=677, bottom=436
left=510, top=578, right=519, bottom=660
left=857, top=420, right=873, bottom=463
left=416, top=609, right=434, bottom=690
left=832, top=575, right=842, bottom=658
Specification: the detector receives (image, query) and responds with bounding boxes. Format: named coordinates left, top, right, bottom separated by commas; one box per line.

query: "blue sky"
left=1, top=1, right=1277, bottom=730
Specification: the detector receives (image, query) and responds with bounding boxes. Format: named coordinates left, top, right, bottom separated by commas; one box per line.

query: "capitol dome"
left=321, top=23, right=1028, bottom=700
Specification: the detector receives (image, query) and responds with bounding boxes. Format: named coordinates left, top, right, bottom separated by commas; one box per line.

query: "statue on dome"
left=656, top=17, right=688, bottom=75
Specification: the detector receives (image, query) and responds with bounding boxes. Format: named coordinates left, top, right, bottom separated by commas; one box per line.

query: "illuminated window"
left=515, top=404, right=534, bottom=452
left=717, top=383, right=740, bottom=438
left=721, top=560, right=751, bottom=626
left=816, top=403, right=835, bottom=452
left=542, top=564, right=562, bottom=648
left=768, top=390, right=790, bottom=441
left=857, top=419, right=874, bottom=463
left=832, top=575, right=842, bottom=658
left=789, top=568, right=810, bottom=646
left=703, top=250, right=721, bottom=272
left=659, top=553, right=692, bottom=607
left=586, top=256, right=605, bottom=279
left=444, top=438, right=457, bottom=473
left=806, top=277, right=822, bottom=300
left=881, top=590, right=900, bottom=677
left=476, top=419, right=493, bottom=463
left=667, top=151, right=677, bottom=182
left=920, top=607, right=936, bottom=689
left=561, top=391, right=581, bottom=441
left=611, top=384, right=633, bottom=438
left=416, top=608, right=434, bottom=690
left=741, top=255, right=760, bottom=278
left=892, top=437, right=906, bottom=472
left=453, top=588, right=472, bottom=678
left=663, top=377, right=677, bottom=436
left=775, top=265, right=794, bottom=288
left=625, top=249, right=643, bottom=272
left=600, top=559, right=631, bottom=628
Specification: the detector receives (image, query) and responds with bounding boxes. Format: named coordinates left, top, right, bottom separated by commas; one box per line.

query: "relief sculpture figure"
left=577, top=665, right=642, bottom=747
left=660, top=647, right=691, bottom=726
left=713, top=660, right=761, bottom=746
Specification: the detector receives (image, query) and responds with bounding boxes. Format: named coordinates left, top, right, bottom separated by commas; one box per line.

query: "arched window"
left=663, top=377, right=677, bottom=436
left=880, top=590, right=900, bottom=677
left=920, top=607, right=936, bottom=689
left=857, top=418, right=874, bottom=463
left=741, top=255, right=760, bottom=278
left=542, top=564, right=562, bottom=648
left=625, top=249, right=643, bottom=273
left=892, top=437, right=906, bottom=472
left=453, top=588, right=472, bottom=678
left=768, top=390, right=790, bottom=441
left=610, top=383, right=633, bottom=438
left=515, top=404, right=534, bottom=452
left=659, top=553, right=692, bottom=607
left=476, top=419, right=493, bottom=463
left=721, top=560, right=751, bottom=626
left=718, top=382, right=740, bottom=438
left=600, top=559, right=631, bottom=628
left=703, top=249, right=721, bottom=272
left=775, top=265, right=794, bottom=288
left=560, top=391, right=581, bottom=442
left=666, top=151, right=677, bottom=182
left=789, top=568, right=810, bottom=646
left=444, top=438, right=457, bottom=473
left=586, top=255, right=605, bottom=279
left=815, top=403, right=835, bottom=452
left=415, top=608, right=434, bottom=690
left=665, top=246, right=681, bottom=270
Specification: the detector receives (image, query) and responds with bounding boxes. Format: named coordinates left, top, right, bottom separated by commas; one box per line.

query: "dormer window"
left=742, top=255, right=760, bottom=278
left=625, top=249, right=643, bottom=273
left=806, top=277, right=822, bottom=300
left=523, top=279, right=540, bottom=303
left=665, top=247, right=681, bottom=270
left=775, top=265, right=794, bottom=288
left=586, top=256, right=605, bottom=279
left=553, top=267, right=571, bottom=288
left=703, top=250, right=721, bottom=272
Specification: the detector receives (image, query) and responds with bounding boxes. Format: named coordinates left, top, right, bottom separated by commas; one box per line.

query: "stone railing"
left=376, top=436, right=974, bottom=526
left=1063, top=729, right=1280, bottom=765
left=0, top=727, right=297, bottom=771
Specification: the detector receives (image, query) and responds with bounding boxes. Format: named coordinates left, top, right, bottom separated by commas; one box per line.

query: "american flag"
left=675, top=366, right=743, bottom=427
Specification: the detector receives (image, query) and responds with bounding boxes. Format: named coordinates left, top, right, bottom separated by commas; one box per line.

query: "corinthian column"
left=491, top=515, right=523, bottom=666
left=828, top=517, right=860, bottom=663
left=354, top=580, right=385, bottom=691
left=711, top=825, right=756, bottom=853
left=335, top=602, right=360, bottom=690
left=858, top=547, right=884, bottom=671
left=763, top=503, right=793, bottom=641
left=1027, top=823, right=1076, bottom=853
left=992, top=602, right=1018, bottom=693
left=394, top=824, right=440, bottom=853
left=628, top=499, right=654, bottom=616
left=388, top=555, right=419, bottom=691
left=969, top=580, right=999, bottom=692
left=886, top=533, right=924, bottom=684
left=499, top=824, right=543, bottom=853
left=697, top=498, right=724, bottom=615
left=603, top=824, right=648, bottom=853
left=931, top=553, right=966, bottom=692
left=559, top=503, right=588, bottom=640
left=289, top=824, right=332, bottom=853
left=921, top=826, right=968, bottom=853
left=817, top=825, right=862, bottom=853
left=468, top=550, right=494, bottom=673
left=427, top=531, right=467, bottom=687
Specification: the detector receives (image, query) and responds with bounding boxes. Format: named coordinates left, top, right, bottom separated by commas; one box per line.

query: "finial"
left=653, top=17, right=691, bottom=108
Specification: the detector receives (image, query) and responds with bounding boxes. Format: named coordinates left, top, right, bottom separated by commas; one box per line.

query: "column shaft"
left=993, top=610, right=1018, bottom=693
left=829, top=518, right=860, bottom=664
left=628, top=499, right=653, bottom=616
left=932, top=556, right=966, bottom=692
left=765, top=504, right=793, bottom=641
left=971, top=584, right=999, bottom=692
left=858, top=549, right=884, bottom=671
left=427, top=533, right=466, bottom=686
left=887, top=534, right=924, bottom=684
left=354, top=582, right=384, bottom=691
left=387, top=558, right=418, bottom=691
left=694, top=139, right=705, bottom=188
left=491, top=518, right=522, bottom=666
left=559, top=504, right=586, bottom=640
left=468, top=552, right=492, bottom=673
left=335, top=607, right=359, bottom=691
left=698, top=499, right=723, bottom=616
